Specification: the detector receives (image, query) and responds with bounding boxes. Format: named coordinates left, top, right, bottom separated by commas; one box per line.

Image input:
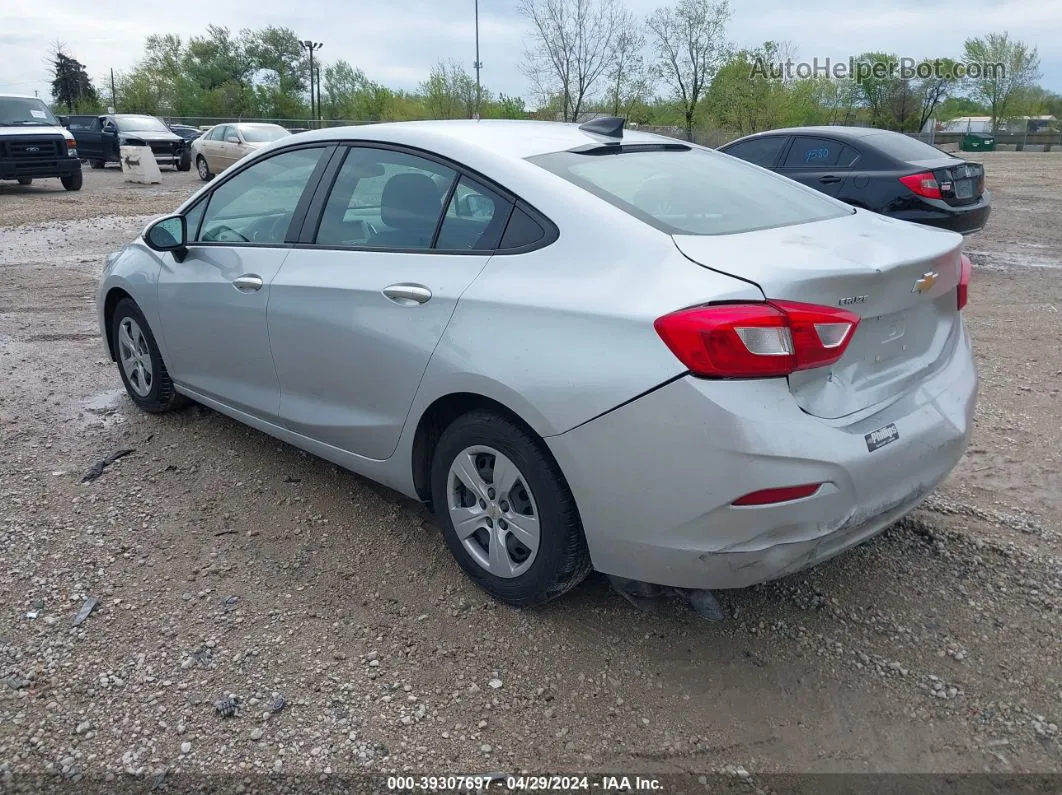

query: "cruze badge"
left=912, top=272, right=939, bottom=294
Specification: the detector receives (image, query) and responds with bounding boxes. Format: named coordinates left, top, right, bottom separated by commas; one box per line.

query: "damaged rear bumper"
left=546, top=320, right=977, bottom=590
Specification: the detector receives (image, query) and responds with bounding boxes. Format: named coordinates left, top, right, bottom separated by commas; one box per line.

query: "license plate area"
left=955, top=179, right=974, bottom=199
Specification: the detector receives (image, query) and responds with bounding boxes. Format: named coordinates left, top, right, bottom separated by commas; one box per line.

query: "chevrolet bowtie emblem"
left=912, top=271, right=939, bottom=294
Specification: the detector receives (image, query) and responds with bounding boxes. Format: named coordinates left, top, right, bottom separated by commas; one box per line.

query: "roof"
left=289, top=118, right=675, bottom=159
left=731, top=125, right=894, bottom=141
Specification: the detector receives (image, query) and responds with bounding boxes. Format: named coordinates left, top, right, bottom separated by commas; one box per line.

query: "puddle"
left=79, top=388, right=128, bottom=428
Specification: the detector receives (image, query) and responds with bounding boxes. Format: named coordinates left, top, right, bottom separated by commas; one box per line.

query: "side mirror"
left=226, top=135, right=240, bottom=144
left=145, top=215, right=187, bottom=258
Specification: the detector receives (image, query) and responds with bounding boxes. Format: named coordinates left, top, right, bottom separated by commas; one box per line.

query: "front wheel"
left=176, top=151, right=191, bottom=172
left=110, top=298, right=188, bottom=413
left=90, top=160, right=105, bottom=170
left=61, top=173, right=83, bottom=191
left=430, top=411, right=592, bottom=606
left=17, top=177, right=32, bottom=186
left=196, top=156, right=212, bottom=181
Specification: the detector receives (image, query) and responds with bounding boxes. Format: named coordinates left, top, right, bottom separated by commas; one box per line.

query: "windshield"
left=529, top=146, right=851, bottom=236
left=116, top=115, right=171, bottom=134
left=0, top=96, right=60, bottom=127
left=239, top=125, right=290, bottom=143
left=865, top=132, right=959, bottom=162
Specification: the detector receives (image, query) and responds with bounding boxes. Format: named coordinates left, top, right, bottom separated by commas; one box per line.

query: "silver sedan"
left=96, top=118, right=977, bottom=606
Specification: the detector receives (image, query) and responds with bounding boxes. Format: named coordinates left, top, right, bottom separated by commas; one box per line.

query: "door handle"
left=819, top=175, right=842, bottom=184
left=232, top=274, right=263, bottom=292
left=382, top=283, right=432, bottom=306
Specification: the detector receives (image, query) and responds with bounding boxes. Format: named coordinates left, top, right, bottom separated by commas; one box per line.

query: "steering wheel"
left=205, top=224, right=250, bottom=243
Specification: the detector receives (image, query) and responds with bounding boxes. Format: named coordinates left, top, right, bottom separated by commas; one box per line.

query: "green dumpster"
left=961, top=133, right=995, bottom=152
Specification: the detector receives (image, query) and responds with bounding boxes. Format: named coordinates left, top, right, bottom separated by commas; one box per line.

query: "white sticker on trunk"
left=30, top=110, right=47, bottom=119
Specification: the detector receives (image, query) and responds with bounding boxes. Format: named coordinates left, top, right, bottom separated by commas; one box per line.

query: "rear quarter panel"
left=408, top=192, right=764, bottom=440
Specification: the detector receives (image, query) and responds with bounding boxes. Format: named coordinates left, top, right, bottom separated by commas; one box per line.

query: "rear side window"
left=723, top=136, right=786, bottom=167
left=529, top=148, right=850, bottom=236
left=436, top=176, right=511, bottom=251
left=783, top=136, right=845, bottom=168
left=863, top=132, right=958, bottom=163
left=499, top=206, right=547, bottom=250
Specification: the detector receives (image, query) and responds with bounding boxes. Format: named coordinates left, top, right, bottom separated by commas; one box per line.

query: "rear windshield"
left=0, top=96, right=59, bottom=127
left=864, top=132, right=958, bottom=163
left=116, top=115, right=170, bottom=133
left=528, top=147, right=851, bottom=236
left=239, top=125, right=290, bottom=143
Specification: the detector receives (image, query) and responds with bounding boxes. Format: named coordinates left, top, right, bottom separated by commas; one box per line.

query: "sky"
left=1, top=0, right=1059, bottom=107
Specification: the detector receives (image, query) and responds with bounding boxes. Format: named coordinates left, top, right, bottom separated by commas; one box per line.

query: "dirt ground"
left=0, top=154, right=1059, bottom=788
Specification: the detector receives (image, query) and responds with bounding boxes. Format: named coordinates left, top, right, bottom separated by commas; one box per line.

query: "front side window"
left=197, top=147, right=325, bottom=245
left=315, top=147, right=456, bottom=249
left=529, top=147, right=851, bottom=236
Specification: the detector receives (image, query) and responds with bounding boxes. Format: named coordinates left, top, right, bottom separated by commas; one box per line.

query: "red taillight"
left=653, top=301, right=860, bottom=378
left=957, top=253, right=972, bottom=310
left=899, top=171, right=942, bottom=200
left=733, top=483, right=822, bottom=506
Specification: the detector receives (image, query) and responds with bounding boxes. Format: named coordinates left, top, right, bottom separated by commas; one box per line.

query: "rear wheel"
left=110, top=298, right=188, bottom=413
left=61, top=173, right=82, bottom=191
left=177, top=151, right=191, bottom=172
left=196, top=156, right=212, bottom=181
left=90, top=160, right=105, bottom=170
left=17, top=177, right=32, bottom=186
left=430, top=411, right=591, bottom=606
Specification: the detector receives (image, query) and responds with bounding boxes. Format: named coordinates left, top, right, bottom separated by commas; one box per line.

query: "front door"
left=156, top=145, right=331, bottom=420
left=268, top=145, right=512, bottom=460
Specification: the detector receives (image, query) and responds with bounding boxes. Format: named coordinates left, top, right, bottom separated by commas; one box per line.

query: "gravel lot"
left=0, top=154, right=1059, bottom=787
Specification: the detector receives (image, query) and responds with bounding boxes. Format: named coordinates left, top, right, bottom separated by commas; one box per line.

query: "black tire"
left=17, top=177, right=32, bottom=186
left=61, top=173, right=82, bottom=191
left=430, top=411, right=592, bottom=606
left=196, top=156, right=213, bottom=181
left=110, top=298, right=188, bottom=413
left=176, top=151, right=191, bottom=172
left=90, top=160, right=105, bottom=170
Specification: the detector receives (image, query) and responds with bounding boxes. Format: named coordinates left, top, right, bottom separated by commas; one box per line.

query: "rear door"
left=267, top=144, right=511, bottom=460
left=776, top=135, right=855, bottom=198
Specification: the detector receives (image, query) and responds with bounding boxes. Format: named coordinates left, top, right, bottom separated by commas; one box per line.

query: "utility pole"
left=300, top=40, right=323, bottom=126
left=473, top=0, right=482, bottom=119
left=110, top=68, right=117, bottom=113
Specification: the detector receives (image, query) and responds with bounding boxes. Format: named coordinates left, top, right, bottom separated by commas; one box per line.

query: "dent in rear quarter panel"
left=98, top=242, right=165, bottom=358
left=409, top=220, right=764, bottom=439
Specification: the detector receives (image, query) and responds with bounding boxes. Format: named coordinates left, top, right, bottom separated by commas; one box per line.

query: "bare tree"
left=519, top=0, right=626, bottom=121
left=647, top=0, right=730, bottom=141
left=606, top=13, right=649, bottom=117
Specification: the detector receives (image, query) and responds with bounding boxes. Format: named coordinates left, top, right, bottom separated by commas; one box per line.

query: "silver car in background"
left=96, top=118, right=977, bottom=606
left=191, top=122, right=291, bottom=180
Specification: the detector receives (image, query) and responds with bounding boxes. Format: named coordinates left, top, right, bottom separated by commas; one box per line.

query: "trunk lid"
left=673, top=210, right=965, bottom=419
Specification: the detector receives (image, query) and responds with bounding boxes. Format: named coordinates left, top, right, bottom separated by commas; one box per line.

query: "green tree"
left=51, top=46, right=100, bottom=112
left=963, top=32, right=1041, bottom=131
left=421, top=60, right=479, bottom=119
